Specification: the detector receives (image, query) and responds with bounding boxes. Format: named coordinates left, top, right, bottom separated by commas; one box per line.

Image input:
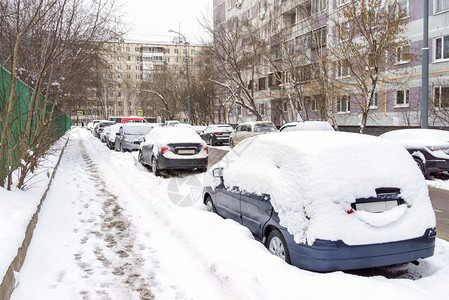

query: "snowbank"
left=380, top=129, right=449, bottom=148
left=214, top=131, right=435, bottom=245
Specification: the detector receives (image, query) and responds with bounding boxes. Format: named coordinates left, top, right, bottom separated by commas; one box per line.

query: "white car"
left=279, top=121, right=334, bottom=132
left=229, top=121, right=278, bottom=147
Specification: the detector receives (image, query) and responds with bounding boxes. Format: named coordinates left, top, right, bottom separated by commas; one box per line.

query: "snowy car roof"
left=380, top=129, right=449, bottom=148
left=213, top=131, right=435, bottom=246
left=143, top=126, right=205, bottom=145
left=280, top=121, right=334, bottom=132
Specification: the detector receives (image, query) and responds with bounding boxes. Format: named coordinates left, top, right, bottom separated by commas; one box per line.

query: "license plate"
left=355, top=201, right=398, bottom=213
left=178, top=149, right=195, bottom=155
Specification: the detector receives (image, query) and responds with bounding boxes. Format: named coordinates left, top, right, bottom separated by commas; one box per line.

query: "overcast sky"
left=117, top=0, right=213, bottom=44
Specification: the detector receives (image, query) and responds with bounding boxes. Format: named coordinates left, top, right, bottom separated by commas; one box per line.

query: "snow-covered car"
left=115, top=123, right=155, bottom=152
left=279, top=121, right=334, bottom=132
left=203, top=131, right=436, bottom=272
left=380, top=129, right=449, bottom=178
left=192, top=125, right=206, bottom=135
left=200, top=124, right=233, bottom=146
left=229, top=121, right=278, bottom=147
left=94, top=120, right=115, bottom=139
left=105, top=124, right=121, bottom=150
left=164, top=120, right=180, bottom=127
left=138, top=127, right=208, bottom=176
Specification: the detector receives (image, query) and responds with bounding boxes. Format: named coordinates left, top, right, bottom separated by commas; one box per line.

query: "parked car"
left=105, top=124, right=122, bottom=150
left=229, top=121, right=278, bottom=147
left=200, top=125, right=233, bottom=146
left=121, top=116, right=146, bottom=123
left=192, top=125, right=207, bottom=135
left=380, top=129, right=449, bottom=178
left=115, top=123, right=155, bottom=152
left=203, top=131, right=436, bottom=272
left=164, top=120, right=180, bottom=127
left=138, top=127, right=208, bottom=176
left=279, top=121, right=334, bottom=132
left=93, top=120, right=115, bottom=139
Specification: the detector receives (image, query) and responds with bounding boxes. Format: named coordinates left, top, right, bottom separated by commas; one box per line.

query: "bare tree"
left=329, top=0, right=411, bottom=133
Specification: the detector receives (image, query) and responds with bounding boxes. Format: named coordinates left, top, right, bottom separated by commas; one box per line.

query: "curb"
left=0, top=137, right=70, bottom=300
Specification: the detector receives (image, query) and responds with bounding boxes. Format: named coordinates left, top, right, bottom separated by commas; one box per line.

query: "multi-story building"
left=96, top=39, right=203, bottom=121
left=214, top=0, right=449, bottom=131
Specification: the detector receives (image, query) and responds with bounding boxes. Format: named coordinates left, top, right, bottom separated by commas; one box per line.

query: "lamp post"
left=169, top=29, right=191, bottom=124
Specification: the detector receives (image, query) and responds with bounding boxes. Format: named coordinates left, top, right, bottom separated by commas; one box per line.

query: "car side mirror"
left=139, top=137, right=146, bottom=143
left=212, top=168, right=223, bottom=178
left=116, top=132, right=121, bottom=136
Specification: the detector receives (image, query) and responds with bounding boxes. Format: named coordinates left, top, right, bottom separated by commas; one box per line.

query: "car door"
left=213, top=180, right=242, bottom=224
left=234, top=125, right=250, bottom=144
left=200, top=127, right=211, bottom=143
left=240, top=192, right=273, bottom=240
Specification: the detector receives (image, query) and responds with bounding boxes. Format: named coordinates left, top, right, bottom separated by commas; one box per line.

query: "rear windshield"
left=213, top=126, right=233, bottom=132
left=100, top=121, right=115, bottom=127
left=254, top=123, right=277, bottom=132
left=124, top=126, right=152, bottom=135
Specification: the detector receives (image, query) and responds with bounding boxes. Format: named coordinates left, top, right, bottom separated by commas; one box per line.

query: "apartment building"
left=214, top=0, right=449, bottom=130
left=97, top=39, right=203, bottom=119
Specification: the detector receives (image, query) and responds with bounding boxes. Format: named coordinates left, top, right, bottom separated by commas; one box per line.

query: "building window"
left=435, top=0, right=449, bottom=13
left=108, top=73, right=112, bottom=79
left=313, top=0, right=327, bottom=13
left=136, top=74, right=141, bottom=80
left=337, top=95, right=350, bottom=112
left=108, top=65, right=112, bottom=70
left=126, top=56, right=131, bottom=61
left=126, top=47, right=130, bottom=52
left=396, top=45, right=411, bottom=63
left=108, top=83, right=113, bottom=89
left=312, top=26, right=326, bottom=49
left=127, top=65, right=131, bottom=70
left=434, top=86, right=449, bottom=108
left=370, top=92, right=378, bottom=108
left=108, top=54, right=112, bottom=61
left=117, top=91, right=122, bottom=98
left=182, top=49, right=187, bottom=55
left=117, top=73, right=122, bottom=79
left=398, top=0, right=410, bottom=18
left=259, top=103, right=265, bottom=116
left=337, top=0, right=350, bottom=7
left=108, top=91, right=113, bottom=98
left=258, top=77, right=266, bottom=90
left=117, top=64, right=122, bottom=70
left=395, top=89, right=409, bottom=106
left=174, top=49, right=179, bottom=54
left=259, top=1, right=266, bottom=15
left=435, top=36, right=449, bottom=60
left=127, top=74, right=131, bottom=79
left=337, top=59, right=350, bottom=77
left=191, top=49, right=195, bottom=55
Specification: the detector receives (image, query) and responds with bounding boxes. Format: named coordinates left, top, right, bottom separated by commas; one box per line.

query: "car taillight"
left=161, top=146, right=170, bottom=154
left=346, top=208, right=354, bottom=214
left=213, top=132, right=221, bottom=135
left=429, top=146, right=441, bottom=151
left=203, top=146, right=208, bottom=154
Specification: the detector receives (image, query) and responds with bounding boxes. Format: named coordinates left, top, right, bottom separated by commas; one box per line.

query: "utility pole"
left=422, top=0, right=429, bottom=129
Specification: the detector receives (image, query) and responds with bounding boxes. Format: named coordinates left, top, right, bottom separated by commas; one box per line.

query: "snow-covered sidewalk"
left=9, top=128, right=449, bottom=300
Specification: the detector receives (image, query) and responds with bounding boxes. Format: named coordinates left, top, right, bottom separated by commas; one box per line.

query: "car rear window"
left=254, top=123, right=277, bottom=132
left=124, top=126, right=153, bottom=135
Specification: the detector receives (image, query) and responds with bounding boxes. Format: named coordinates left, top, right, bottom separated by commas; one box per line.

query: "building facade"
left=213, top=0, right=449, bottom=130
left=94, top=39, right=203, bottom=121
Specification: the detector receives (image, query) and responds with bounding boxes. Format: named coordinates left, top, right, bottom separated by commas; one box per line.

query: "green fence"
left=0, top=65, right=71, bottom=181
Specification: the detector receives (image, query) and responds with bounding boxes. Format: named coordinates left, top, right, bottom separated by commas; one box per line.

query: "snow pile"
left=215, top=131, right=435, bottom=245
left=380, top=129, right=449, bottom=148
left=0, top=188, right=40, bottom=280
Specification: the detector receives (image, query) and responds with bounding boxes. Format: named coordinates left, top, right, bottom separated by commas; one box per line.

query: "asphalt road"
left=429, top=186, right=449, bottom=242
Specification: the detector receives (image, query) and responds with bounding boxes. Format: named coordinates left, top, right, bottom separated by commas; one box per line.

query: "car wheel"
left=209, top=137, right=214, bottom=146
left=266, top=230, right=291, bottom=264
left=138, top=150, right=145, bottom=165
left=414, top=158, right=428, bottom=179
left=230, top=138, right=235, bottom=148
left=152, top=157, right=160, bottom=176
left=198, top=167, right=207, bottom=173
left=205, top=196, right=216, bottom=213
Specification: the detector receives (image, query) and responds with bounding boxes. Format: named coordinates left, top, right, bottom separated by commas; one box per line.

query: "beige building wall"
left=100, top=40, right=203, bottom=119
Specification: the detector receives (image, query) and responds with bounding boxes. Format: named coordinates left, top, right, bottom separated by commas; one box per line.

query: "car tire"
left=205, top=196, right=216, bottom=213
left=209, top=137, right=214, bottom=146
left=414, top=158, right=428, bottom=179
left=198, top=167, right=207, bottom=173
left=266, top=230, right=291, bottom=264
left=152, top=157, right=160, bottom=176
left=230, top=138, right=235, bottom=148
left=138, top=150, right=145, bottom=166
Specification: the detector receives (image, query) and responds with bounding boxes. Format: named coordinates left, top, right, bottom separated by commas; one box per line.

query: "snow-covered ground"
left=427, top=177, right=449, bottom=191
left=4, top=128, right=449, bottom=299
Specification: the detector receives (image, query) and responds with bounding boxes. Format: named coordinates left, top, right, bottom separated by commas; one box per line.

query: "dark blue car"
left=202, top=132, right=436, bottom=272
